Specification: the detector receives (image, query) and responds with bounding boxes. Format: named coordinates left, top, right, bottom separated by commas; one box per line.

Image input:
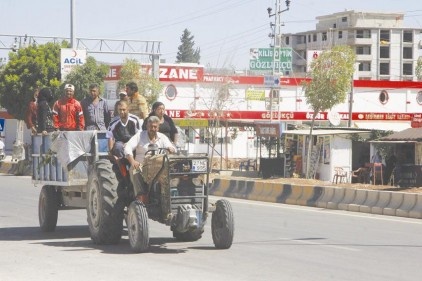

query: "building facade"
left=285, top=10, right=422, bottom=81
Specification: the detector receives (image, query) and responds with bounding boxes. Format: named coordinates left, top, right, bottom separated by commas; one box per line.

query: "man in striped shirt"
left=107, top=100, right=142, bottom=158
left=81, top=83, right=111, bottom=131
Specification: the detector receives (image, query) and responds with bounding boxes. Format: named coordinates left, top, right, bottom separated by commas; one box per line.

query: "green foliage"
left=117, top=58, right=163, bottom=109
left=302, top=45, right=356, bottom=178
left=0, top=42, right=67, bottom=119
left=416, top=57, right=422, bottom=81
left=302, top=45, right=356, bottom=114
left=63, top=56, right=109, bottom=100
left=176, top=29, right=200, bottom=64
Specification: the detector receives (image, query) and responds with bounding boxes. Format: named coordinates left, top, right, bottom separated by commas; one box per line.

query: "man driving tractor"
left=124, top=115, right=176, bottom=199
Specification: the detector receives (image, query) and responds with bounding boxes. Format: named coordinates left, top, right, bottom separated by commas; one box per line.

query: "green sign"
left=249, top=48, right=292, bottom=71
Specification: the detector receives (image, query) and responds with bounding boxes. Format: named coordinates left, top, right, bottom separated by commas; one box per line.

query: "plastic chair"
left=332, top=167, right=348, bottom=184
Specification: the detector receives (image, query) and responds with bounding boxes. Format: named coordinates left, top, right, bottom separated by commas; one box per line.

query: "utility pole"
left=70, top=0, right=76, bottom=48
left=267, top=0, right=291, bottom=122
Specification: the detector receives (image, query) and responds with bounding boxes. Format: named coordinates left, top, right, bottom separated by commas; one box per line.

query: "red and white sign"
left=165, top=109, right=415, bottom=122
left=306, top=50, right=323, bottom=72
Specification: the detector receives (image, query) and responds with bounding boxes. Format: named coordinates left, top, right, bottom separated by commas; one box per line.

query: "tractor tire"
left=212, top=199, right=234, bottom=249
left=127, top=200, right=149, bottom=253
left=38, top=185, right=59, bottom=232
left=172, top=228, right=204, bottom=242
left=87, top=159, right=124, bottom=245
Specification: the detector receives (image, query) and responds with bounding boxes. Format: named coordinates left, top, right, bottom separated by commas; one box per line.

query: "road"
left=1, top=174, right=422, bottom=281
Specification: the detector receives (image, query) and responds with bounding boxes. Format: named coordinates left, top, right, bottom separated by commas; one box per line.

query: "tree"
left=63, top=56, right=109, bottom=100
left=192, top=77, right=235, bottom=169
left=176, top=29, right=200, bottom=64
left=416, top=56, right=422, bottom=81
left=302, top=45, right=356, bottom=178
left=117, top=58, right=163, bottom=110
left=0, top=42, right=67, bottom=120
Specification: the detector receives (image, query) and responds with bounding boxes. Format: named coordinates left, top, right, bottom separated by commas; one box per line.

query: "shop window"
left=164, top=84, right=177, bottom=100
left=379, top=90, right=389, bottom=104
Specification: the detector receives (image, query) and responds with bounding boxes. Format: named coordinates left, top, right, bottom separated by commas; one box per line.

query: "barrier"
left=257, top=182, right=276, bottom=202
left=348, top=189, right=368, bottom=212
left=383, top=192, right=404, bottom=216
left=396, top=193, right=417, bottom=218
left=327, top=187, right=345, bottom=209
left=337, top=188, right=357, bottom=210
left=285, top=185, right=304, bottom=205
left=247, top=181, right=265, bottom=201
left=371, top=191, right=391, bottom=215
left=316, top=186, right=336, bottom=208
left=275, top=184, right=292, bottom=204
left=189, top=175, right=422, bottom=218
left=300, top=186, right=323, bottom=207
left=409, top=194, right=422, bottom=219
left=359, top=190, right=380, bottom=213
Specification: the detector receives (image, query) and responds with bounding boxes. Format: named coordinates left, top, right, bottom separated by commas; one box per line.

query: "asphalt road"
left=1, top=174, right=422, bottom=281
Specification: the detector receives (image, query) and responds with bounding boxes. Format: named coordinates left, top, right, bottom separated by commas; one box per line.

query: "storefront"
left=373, top=128, right=422, bottom=187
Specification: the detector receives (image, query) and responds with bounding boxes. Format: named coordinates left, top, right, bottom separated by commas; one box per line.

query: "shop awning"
left=353, top=121, right=411, bottom=132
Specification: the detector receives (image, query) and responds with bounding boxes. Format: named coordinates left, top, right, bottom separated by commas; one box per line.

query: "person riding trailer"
left=124, top=115, right=176, bottom=201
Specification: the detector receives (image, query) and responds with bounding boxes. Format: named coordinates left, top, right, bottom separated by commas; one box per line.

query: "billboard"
left=60, top=48, right=87, bottom=81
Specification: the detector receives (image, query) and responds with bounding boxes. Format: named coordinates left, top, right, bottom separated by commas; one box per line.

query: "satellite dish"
left=328, top=111, right=341, bottom=126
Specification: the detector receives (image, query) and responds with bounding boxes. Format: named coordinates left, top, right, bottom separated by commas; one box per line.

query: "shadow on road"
left=0, top=225, right=195, bottom=254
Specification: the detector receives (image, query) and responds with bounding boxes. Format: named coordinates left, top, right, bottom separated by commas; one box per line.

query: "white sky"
left=0, top=0, right=421, bottom=70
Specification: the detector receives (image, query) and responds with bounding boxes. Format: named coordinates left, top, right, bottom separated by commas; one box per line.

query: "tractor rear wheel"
left=87, top=159, right=124, bottom=245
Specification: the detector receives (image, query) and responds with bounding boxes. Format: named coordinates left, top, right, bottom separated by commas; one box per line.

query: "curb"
left=210, top=178, right=422, bottom=219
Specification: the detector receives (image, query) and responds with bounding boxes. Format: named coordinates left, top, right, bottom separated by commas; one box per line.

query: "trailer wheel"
left=127, top=200, right=149, bottom=253
left=172, top=228, right=204, bottom=242
left=87, top=159, right=124, bottom=245
left=212, top=199, right=234, bottom=249
left=38, top=185, right=59, bottom=232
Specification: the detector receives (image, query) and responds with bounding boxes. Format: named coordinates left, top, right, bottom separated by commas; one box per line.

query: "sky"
left=0, top=0, right=421, bottom=70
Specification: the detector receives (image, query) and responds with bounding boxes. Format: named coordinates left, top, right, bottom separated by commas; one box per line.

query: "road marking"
left=283, top=237, right=360, bottom=252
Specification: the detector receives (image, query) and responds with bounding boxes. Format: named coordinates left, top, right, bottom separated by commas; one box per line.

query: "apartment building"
left=284, top=10, right=422, bottom=81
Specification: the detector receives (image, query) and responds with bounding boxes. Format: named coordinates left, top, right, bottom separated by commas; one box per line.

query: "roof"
left=378, top=128, right=422, bottom=142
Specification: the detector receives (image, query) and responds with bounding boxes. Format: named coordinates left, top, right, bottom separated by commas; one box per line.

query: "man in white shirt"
left=124, top=115, right=176, bottom=197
